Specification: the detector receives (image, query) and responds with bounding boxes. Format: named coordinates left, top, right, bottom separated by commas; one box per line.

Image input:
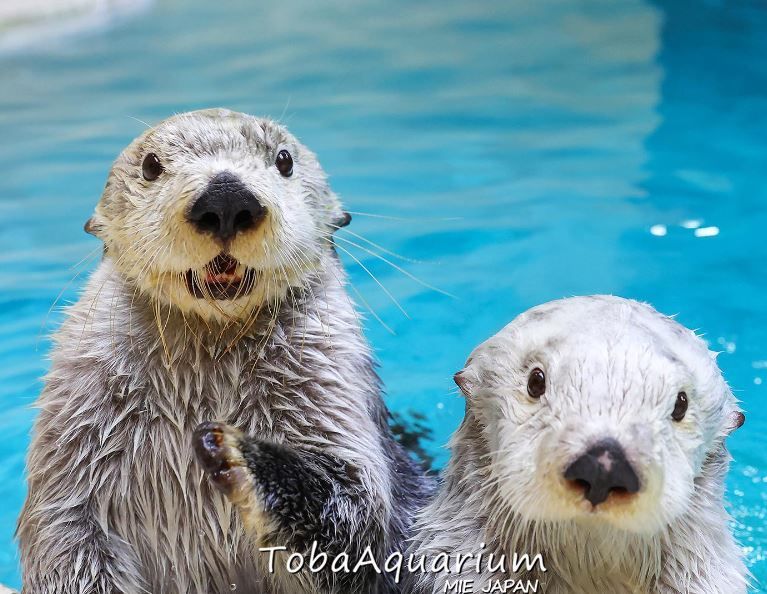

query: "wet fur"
left=18, top=110, right=432, bottom=593
left=405, top=296, right=747, bottom=594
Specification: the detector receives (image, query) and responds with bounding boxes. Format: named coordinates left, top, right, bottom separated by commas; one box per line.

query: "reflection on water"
left=0, top=0, right=765, bottom=589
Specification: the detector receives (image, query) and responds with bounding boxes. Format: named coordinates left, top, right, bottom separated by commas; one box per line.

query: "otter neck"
left=64, top=253, right=382, bottom=444
left=97, top=254, right=356, bottom=353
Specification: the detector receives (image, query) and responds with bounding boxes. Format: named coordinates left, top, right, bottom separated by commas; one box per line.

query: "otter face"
left=455, top=296, right=743, bottom=535
left=87, top=109, right=347, bottom=321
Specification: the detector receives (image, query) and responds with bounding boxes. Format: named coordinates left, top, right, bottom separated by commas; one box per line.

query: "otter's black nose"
left=564, top=439, right=640, bottom=506
left=187, top=172, right=265, bottom=242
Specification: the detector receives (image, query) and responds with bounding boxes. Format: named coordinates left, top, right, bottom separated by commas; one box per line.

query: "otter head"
left=86, top=108, right=349, bottom=321
left=454, top=295, right=744, bottom=535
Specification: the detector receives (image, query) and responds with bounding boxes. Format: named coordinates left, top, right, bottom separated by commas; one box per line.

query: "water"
left=0, top=0, right=765, bottom=589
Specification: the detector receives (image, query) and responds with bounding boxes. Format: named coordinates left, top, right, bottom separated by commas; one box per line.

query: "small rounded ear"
left=84, top=216, right=105, bottom=239
left=725, top=410, right=745, bottom=435
left=454, top=367, right=478, bottom=397
left=332, top=211, right=351, bottom=231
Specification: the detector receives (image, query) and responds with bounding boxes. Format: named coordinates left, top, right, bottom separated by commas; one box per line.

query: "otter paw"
left=193, top=422, right=251, bottom=500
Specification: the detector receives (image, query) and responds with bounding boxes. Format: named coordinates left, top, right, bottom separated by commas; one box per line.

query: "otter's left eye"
left=142, top=153, right=164, bottom=181
left=275, top=149, right=293, bottom=177
left=527, top=368, right=546, bottom=399
left=672, top=391, right=688, bottom=422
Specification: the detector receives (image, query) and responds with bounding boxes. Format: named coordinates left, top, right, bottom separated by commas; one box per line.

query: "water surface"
left=0, top=0, right=765, bottom=588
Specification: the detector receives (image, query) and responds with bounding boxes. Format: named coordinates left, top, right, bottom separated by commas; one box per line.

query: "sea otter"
left=18, top=109, right=432, bottom=594
left=405, top=296, right=747, bottom=594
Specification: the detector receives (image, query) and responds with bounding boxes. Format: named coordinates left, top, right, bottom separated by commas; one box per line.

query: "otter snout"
left=187, top=171, right=265, bottom=243
left=564, top=439, right=640, bottom=506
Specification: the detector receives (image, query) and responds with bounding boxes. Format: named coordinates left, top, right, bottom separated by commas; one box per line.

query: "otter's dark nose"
left=564, top=439, right=640, bottom=506
left=187, top=172, right=265, bottom=242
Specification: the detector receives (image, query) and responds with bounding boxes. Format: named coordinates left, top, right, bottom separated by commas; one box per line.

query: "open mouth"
left=185, top=253, right=257, bottom=300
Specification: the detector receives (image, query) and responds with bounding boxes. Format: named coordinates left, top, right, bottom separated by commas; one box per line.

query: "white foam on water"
left=0, top=0, right=153, bottom=53
left=694, top=226, right=720, bottom=238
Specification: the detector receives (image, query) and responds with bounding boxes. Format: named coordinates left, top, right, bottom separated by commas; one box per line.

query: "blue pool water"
left=1, top=0, right=766, bottom=589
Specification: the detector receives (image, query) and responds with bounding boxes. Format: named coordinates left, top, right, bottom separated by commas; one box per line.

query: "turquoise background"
left=0, top=0, right=765, bottom=589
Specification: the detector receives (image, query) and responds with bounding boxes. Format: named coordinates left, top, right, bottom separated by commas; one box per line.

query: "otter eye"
left=527, top=368, right=546, bottom=399
left=672, top=391, right=688, bottom=422
left=275, top=149, right=293, bottom=177
left=142, top=153, right=164, bottom=181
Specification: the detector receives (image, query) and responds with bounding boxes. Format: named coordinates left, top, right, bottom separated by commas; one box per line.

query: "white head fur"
left=456, top=295, right=742, bottom=533
left=86, top=108, right=346, bottom=322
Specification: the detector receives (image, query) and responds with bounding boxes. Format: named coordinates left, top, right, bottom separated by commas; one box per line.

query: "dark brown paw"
left=193, top=422, right=248, bottom=497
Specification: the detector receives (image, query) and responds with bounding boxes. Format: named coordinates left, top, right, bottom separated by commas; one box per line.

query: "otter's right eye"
left=672, top=391, right=688, bottom=422
left=527, top=368, right=546, bottom=399
left=275, top=149, right=293, bottom=177
left=142, top=153, right=164, bottom=181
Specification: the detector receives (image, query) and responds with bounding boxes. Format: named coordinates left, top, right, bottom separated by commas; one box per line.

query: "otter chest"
left=108, top=369, right=273, bottom=593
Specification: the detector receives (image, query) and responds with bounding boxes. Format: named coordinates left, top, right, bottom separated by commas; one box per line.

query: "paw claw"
left=193, top=422, right=246, bottom=496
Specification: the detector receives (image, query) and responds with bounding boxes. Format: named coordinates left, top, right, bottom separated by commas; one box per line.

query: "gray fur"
left=18, top=110, right=430, bottom=594
left=405, top=296, right=747, bottom=594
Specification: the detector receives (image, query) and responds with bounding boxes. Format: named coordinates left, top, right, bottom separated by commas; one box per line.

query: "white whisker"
left=333, top=243, right=409, bottom=319
left=334, top=234, right=455, bottom=299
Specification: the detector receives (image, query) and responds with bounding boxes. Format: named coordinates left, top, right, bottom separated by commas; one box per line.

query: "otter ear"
left=84, top=215, right=105, bottom=239
left=331, top=211, right=352, bottom=231
left=321, top=186, right=350, bottom=234
left=725, top=410, right=745, bottom=435
left=454, top=364, right=478, bottom=398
